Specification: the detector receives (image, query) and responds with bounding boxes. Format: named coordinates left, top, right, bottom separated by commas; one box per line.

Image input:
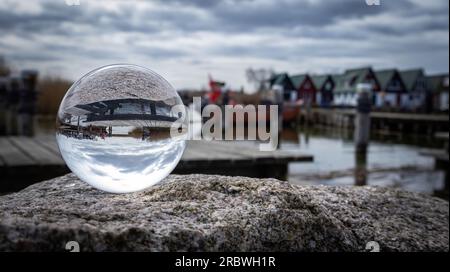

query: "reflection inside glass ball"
left=56, top=64, right=187, bottom=193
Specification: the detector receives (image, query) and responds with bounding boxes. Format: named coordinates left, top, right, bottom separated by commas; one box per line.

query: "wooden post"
left=305, top=98, right=312, bottom=124
left=355, top=84, right=372, bottom=154
left=355, top=148, right=368, bottom=186
left=354, top=83, right=372, bottom=186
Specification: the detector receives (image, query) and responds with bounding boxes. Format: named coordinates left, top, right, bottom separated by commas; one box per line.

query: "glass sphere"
left=56, top=64, right=187, bottom=193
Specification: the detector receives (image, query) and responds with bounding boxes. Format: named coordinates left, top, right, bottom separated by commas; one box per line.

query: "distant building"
left=0, top=70, right=38, bottom=136
left=268, top=67, right=447, bottom=112
left=0, top=70, right=38, bottom=112
left=399, top=69, right=429, bottom=112
left=427, top=74, right=449, bottom=112
left=374, top=69, right=406, bottom=109
left=333, top=67, right=380, bottom=107
left=290, top=74, right=317, bottom=105
left=311, top=75, right=335, bottom=107
left=269, top=73, right=296, bottom=102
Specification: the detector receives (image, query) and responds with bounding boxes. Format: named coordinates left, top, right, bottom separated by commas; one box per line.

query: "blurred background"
left=0, top=0, right=448, bottom=199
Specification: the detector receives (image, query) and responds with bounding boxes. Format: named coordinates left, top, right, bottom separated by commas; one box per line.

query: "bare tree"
left=246, top=67, right=274, bottom=92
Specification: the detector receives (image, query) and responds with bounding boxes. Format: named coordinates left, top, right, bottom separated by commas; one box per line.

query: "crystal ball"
left=56, top=64, right=187, bottom=193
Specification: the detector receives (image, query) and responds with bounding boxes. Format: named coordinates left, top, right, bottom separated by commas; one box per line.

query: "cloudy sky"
left=0, top=0, right=448, bottom=91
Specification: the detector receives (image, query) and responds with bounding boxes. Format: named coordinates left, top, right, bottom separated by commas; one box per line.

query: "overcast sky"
left=0, top=0, right=448, bottom=91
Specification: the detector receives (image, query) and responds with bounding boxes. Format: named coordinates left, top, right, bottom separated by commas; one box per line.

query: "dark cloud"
left=7, top=52, right=59, bottom=62
left=212, top=0, right=382, bottom=30
left=2, top=0, right=444, bottom=36
left=0, top=2, right=84, bottom=33
left=0, top=0, right=448, bottom=88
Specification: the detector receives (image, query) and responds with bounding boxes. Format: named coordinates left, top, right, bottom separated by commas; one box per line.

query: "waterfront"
left=1, top=114, right=448, bottom=199
left=281, top=126, right=447, bottom=198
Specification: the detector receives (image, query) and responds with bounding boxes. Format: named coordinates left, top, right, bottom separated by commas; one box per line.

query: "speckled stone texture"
left=62, top=65, right=178, bottom=110
left=0, top=174, right=448, bottom=252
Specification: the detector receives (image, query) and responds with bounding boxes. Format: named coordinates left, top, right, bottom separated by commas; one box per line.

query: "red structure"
left=290, top=74, right=317, bottom=105
left=208, top=74, right=225, bottom=104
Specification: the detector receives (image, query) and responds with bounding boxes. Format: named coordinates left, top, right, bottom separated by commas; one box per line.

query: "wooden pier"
left=306, top=108, right=449, bottom=135
left=0, top=136, right=313, bottom=192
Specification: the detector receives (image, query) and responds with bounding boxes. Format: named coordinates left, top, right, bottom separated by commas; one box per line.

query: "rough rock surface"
left=0, top=174, right=448, bottom=252
left=63, top=65, right=177, bottom=109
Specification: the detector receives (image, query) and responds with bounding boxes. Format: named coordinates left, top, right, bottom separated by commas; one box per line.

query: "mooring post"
left=355, top=83, right=372, bottom=153
left=354, top=83, right=372, bottom=186
left=355, top=149, right=368, bottom=186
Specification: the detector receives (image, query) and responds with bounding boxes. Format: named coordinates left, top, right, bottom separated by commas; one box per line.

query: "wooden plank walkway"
left=0, top=136, right=313, bottom=192
left=312, top=108, right=449, bottom=122
left=419, top=148, right=449, bottom=163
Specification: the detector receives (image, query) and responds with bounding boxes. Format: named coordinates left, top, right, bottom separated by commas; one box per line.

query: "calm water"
left=1, top=114, right=448, bottom=198
left=280, top=126, right=447, bottom=198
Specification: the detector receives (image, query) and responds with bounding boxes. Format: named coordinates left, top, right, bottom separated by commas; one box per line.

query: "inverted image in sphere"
left=56, top=64, right=187, bottom=193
